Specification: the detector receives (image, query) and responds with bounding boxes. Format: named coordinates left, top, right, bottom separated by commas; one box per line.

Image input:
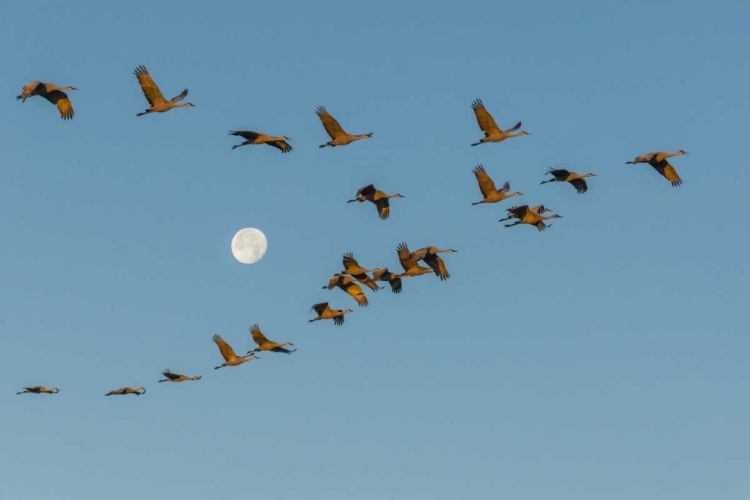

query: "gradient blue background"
left=1, top=1, right=748, bottom=498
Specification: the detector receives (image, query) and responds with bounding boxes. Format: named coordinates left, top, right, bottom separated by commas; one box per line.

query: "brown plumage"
left=212, top=334, right=260, bottom=369
left=105, top=386, right=146, bottom=396
left=228, top=130, right=292, bottom=153
left=158, top=369, right=202, bottom=383
left=500, top=205, right=563, bottom=232
left=341, top=252, right=381, bottom=291
left=247, top=324, right=296, bottom=355
left=470, top=98, right=529, bottom=146
left=347, top=184, right=404, bottom=220
left=370, top=267, right=403, bottom=294
left=133, top=65, right=195, bottom=117
left=322, top=273, right=370, bottom=307
left=410, top=247, right=457, bottom=281
left=470, top=164, right=523, bottom=205
left=315, top=106, right=373, bottom=148
left=396, top=242, right=434, bottom=278
left=309, top=302, right=352, bottom=326
left=540, top=168, right=596, bottom=194
left=17, top=81, right=78, bottom=120
left=626, top=150, right=687, bottom=187
left=16, top=386, right=59, bottom=395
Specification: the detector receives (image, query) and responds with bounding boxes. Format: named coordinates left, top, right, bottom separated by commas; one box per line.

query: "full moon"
left=231, top=227, right=268, bottom=264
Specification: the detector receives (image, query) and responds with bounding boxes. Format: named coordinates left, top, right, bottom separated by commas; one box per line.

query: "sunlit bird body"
left=323, top=273, right=370, bottom=307
left=17, top=81, right=78, bottom=120
left=309, top=302, right=352, bottom=326
left=133, top=65, right=195, bottom=117
left=315, top=106, right=373, bottom=148
left=105, top=386, right=146, bottom=396
left=410, top=246, right=457, bottom=281
left=247, top=324, right=296, bottom=355
left=16, top=386, right=59, bottom=395
left=470, top=98, right=529, bottom=146
left=228, top=130, right=292, bottom=153
left=341, top=252, right=381, bottom=292
left=626, top=150, right=688, bottom=187
left=212, top=334, right=260, bottom=369
left=470, top=164, right=523, bottom=205
left=500, top=204, right=563, bottom=231
left=540, top=168, right=596, bottom=194
left=347, top=184, right=404, bottom=220
left=396, top=242, right=434, bottom=278
left=158, top=369, right=201, bottom=383
left=371, top=267, right=403, bottom=294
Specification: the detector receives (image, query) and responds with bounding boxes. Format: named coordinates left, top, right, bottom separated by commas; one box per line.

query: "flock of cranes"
left=13, top=64, right=690, bottom=399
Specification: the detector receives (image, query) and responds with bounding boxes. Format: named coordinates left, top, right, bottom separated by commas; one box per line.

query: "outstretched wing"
left=315, top=106, right=346, bottom=139
left=333, top=315, right=346, bottom=326
left=134, top=65, right=167, bottom=106
left=397, top=242, right=416, bottom=271
left=250, top=324, right=270, bottom=347
left=212, top=334, right=237, bottom=361
left=389, top=276, right=403, bottom=294
left=471, top=99, right=500, bottom=136
left=569, top=178, right=588, bottom=193
left=267, top=140, right=293, bottom=153
left=528, top=204, right=552, bottom=215
left=423, top=252, right=450, bottom=281
left=547, top=168, right=570, bottom=179
left=472, top=164, right=498, bottom=197
left=42, top=90, right=74, bottom=120
left=356, top=184, right=376, bottom=199
left=374, top=198, right=390, bottom=219
left=170, top=89, right=188, bottom=103
left=652, top=160, right=683, bottom=187
left=506, top=205, right=530, bottom=219
left=343, top=282, right=369, bottom=307
left=311, top=302, right=330, bottom=315
left=161, top=369, right=180, bottom=381
left=229, top=130, right=260, bottom=141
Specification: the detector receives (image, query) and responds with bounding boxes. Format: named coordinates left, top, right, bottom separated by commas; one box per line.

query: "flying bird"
left=133, top=65, right=195, bottom=117
left=323, top=273, right=370, bottom=307
left=228, top=130, right=293, bottom=153
left=396, top=242, right=434, bottom=278
left=470, top=164, right=523, bottom=205
left=500, top=205, right=563, bottom=232
left=309, top=302, right=353, bottom=326
left=347, top=184, right=404, bottom=220
left=17, top=81, right=78, bottom=120
left=341, top=252, right=382, bottom=291
left=371, top=267, right=403, bottom=294
left=247, top=324, right=296, bottom=354
left=540, top=168, right=596, bottom=194
left=315, top=106, right=373, bottom=148
left=212, top=334, right=260, bottom=369
left=410, top=246, right=457, bottom=281
left=470, top=98, right=529, bottom=146
left=16, top=386, right=59, bottom=395
left=158, top=369, right=202, bottom=383
left=105, top=386, right=146, bottom=396
left=626, top=150, right=688, bottom=187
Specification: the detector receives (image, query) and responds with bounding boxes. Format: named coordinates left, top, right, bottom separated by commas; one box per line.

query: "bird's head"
left=50, top=387, right=60, bottom=393
left=281, top=136, right=291, bottom=141
left=394, top=194, right=405, bottom=199
left=677, top=150, right=689, bottom=156
left=343, top=309, right=353, bottom=314
left=193, top=376, right=202, bottom=381
left=519, top=131, right=530, bottom=136
left=185, top=102, right=196, bottom=107
left=513, top=191, right=524, bottom=196
left=64, top=86, right=79, bottom=91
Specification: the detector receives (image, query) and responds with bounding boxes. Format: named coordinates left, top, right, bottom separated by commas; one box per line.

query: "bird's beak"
left=72, top=87, right=79, bottom=90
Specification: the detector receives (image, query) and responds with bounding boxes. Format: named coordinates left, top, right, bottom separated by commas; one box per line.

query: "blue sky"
left=1, top=1, right=748, bottom=498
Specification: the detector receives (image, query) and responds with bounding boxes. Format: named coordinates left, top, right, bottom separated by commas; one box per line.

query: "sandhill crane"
left=212, top=334, right=260, bottom=369
left=247, top=324, right=296, bottom=355
left=499, top=204, right=553, bottom=222
left=133, top=65, right=195, bottom=117
left=315, top=106, right=373, bottom=148
left=17, top=81, right=78, bottom=120
left=396, top=242, right=434, bottom=278
left=322, top=273, right=370, bottom=307
left=626, top=150, right=688, bottom=187
left=540, top=168, right=596, bottom=194
left=410, top=246, right=457, bottom=281
left=470, top=98, right=529, bottom=146
left=105, top=386, right=146, bottom=396
left=371, top=267, right=403, bottom=294
left=500, top=205, right=563, bottom=231
left=309, top=302, right=352, bottom=326
left=16, top=386, right=59, bottom=395
left=341, top=252, right=381, bottom=291
left=347, top=184, right=404, bottom=220
left=158, top=369, right=202, bottom=383
left=228, top=130, right=292, bottom=153
left=470, top=164, right=523, bottom=205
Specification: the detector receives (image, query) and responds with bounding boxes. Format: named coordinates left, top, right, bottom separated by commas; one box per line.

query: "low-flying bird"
left=347, top=184, right=404, bottom=220
left=16, top=386, right=59, bottom=395
left=540, top=168, right=596, bottom=194
left=470, top=98, right=529, bottom=146
left=309, top=302, right=352, bottom=326
left=212, top=334, right=260, bottom=369
left=105, top=386, right=146, bottom=396
left=228, top=130, right=293, bottom=153
left=500, top=205, right=563, bottom=231
left=315, top=106, right=373, bottom=148
left=626, top=150, right=688, bottom=187
left=158, top=369, right=202, bottom=383
left=371, top=267, right=403, bottom=294
left=341, top=252, right=381, bottom=291
left=247, top=324, right=296, bottom=355
left=133, top=65, right=195, bottom=117
left=410, top=246, right=457, bottom=281
left=322, top=273, right=370, bottom=307
left=17, top=81, right=78, bottom=120
left=396, top=242, right=434, bottom=278
left=470, top=164, right=523, bottom=205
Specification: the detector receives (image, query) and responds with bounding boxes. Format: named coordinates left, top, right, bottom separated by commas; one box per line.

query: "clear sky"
left=1, top=1, right=748, bottom=498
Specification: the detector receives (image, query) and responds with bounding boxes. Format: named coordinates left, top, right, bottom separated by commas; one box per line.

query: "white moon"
left=231, top=227, right=268, bottom=264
